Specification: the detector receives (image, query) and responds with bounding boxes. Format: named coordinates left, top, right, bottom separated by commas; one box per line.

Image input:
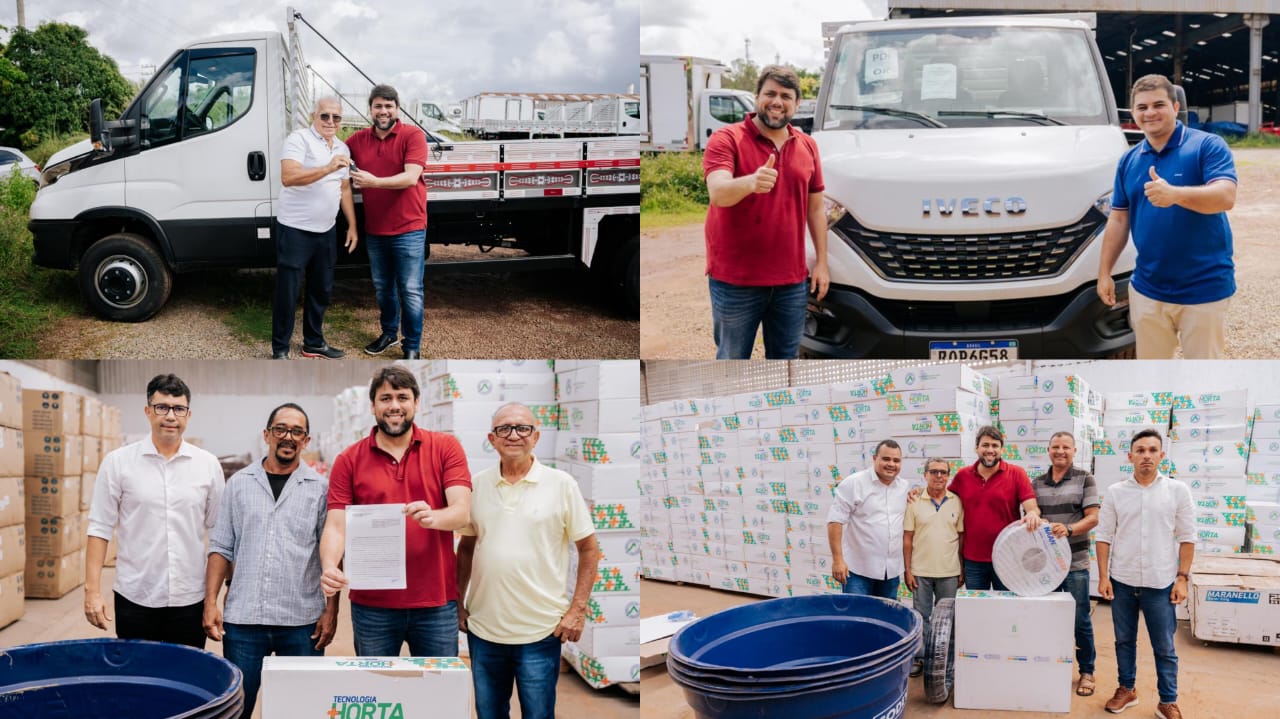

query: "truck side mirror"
left=90, top=98, right=108, bottom=151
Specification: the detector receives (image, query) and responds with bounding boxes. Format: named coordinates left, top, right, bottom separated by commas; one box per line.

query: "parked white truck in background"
left=460, top=92, right=641, bottom=139
left=639, top=55, right=757, bottom=152
left=803, top=15, right=1135, bottom=358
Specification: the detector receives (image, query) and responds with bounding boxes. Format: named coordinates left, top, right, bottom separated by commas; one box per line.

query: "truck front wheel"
left=78, top=233, right=173, bottom=322
left=615, top=234, right=639, bottom=318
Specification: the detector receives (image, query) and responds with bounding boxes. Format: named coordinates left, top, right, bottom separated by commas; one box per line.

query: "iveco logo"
left=922, top=197, right=1028, bottom=216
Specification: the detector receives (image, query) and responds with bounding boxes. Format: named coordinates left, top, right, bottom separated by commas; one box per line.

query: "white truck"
left=802, top=15, right=1135, bottom=358
left=412, top=99, right=463, bottom=134
left=28, top=9, right=639, bottom=321
left=460, top=92, right=641, bottom=139
left=639, top=55, right=757, bottom=152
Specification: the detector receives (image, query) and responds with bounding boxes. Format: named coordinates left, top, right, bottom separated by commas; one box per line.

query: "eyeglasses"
left=318, top=113, right=341, bottom=123
left=926, top=469, right=949, bottom=476
left=492, top=424, right=535, bottom=438
left=268, top=425, right=308, bottom=440
left=150, top=403, right=189, bottom=417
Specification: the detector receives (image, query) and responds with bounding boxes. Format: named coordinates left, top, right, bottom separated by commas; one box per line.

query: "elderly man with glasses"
left=203, top=403, right=337, bottom=719
left=454, top=403, right=600, bottom=719
left=85, top=374, right=224, bottom=647
left=272, top=95, right=359, bottom=360
left=902, top=458, right=965, bottom=677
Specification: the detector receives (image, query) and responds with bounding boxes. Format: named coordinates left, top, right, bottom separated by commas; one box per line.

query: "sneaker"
left=1105, top=686, right=1139, bottom=714
left=364, top=334, right=400, bottom=355
left=1156, top=703, right=1183, bottom=719
left=301, top=343, right=345, bottom=360
left=403, top=349, right=421, bottom=360
left=271, top=350, right=289, bottom=360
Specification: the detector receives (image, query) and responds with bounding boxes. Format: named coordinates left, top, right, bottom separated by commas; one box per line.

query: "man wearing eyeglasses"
left=320, top=366, right=472, bottom=657
left=903, top=458, right=964, bottom=678
left=203, top=404, right=337, bottom=719
left=85, top=374, right=224, bottom=647
left=454, top=403, right=599, bottom=719
left=272, top=96, right=358, bottom=360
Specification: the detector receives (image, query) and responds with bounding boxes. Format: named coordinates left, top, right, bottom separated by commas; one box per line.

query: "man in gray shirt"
left=204, top=403, right=337, bottom=719
left=1031, top=431, right=1100, bottom=698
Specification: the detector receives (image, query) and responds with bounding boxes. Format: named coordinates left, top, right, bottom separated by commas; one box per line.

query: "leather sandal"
left=1077, top=673, right=1096, bottom=697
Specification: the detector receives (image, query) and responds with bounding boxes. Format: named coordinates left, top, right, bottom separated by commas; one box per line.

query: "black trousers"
left=272, top=221, right=337, bottom=353
left=114, top=591, right=206, bottom=648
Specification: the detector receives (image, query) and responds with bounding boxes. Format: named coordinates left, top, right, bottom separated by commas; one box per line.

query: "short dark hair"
left=1130, top=428, right=1164, bottom=449
left=1049, top=431, right=1076, bottom=445
left=146, top=374, right=190, bottom=403
left=369, top=84, right=400, bottom=108
left=925, top=457, right=951, bottom=473
left=267, top=402, right=310, bottom=433
left=873, top=439, right=901, bottom=456
left=369, top=366, right=419, bottom=402
left=975, top=425, right=1004, bottom=447
left=1131, top=74, right=1177, bottom=106
left=756, top=65, right=801, bottom=97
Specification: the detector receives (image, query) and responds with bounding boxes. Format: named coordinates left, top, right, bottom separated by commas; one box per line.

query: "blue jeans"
left=366, top=229, right=426, bottom=351
left=1056, top=569, right=1096, bottom=674
left=1111, top=579, right=1178, bottom=703
left=843, top=572, right=900, bottom=600
left=223, top=622, right=323, bottom=719
left=963, top=559, right=1009, bottom=592
left=708, top=277, right=808, bottom=359
left=468, top=632, right=561, bottom=719
left=272, top=221, right=336, bottom=353
left=349, top=601, right=459, bottom=657
left=912, top=575, right=959, bottom=660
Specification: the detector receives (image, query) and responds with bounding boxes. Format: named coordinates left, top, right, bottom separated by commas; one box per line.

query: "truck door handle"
left=706, top=128, right=712, bottom=138
left=247, top=151, right=266, bottom=181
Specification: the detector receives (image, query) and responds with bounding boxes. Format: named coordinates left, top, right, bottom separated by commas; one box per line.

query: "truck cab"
left=803, top=16, right=1135, bottom=359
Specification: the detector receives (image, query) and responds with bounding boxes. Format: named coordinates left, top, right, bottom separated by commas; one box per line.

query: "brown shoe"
left=1105, top=686, right=1138, bottom=713
left=1156, top=703, right=1183, bottom=719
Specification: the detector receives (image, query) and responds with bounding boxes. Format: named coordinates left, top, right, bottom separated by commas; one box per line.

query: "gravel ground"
left=642, top=148, right=1280, bottom=360
left=39, top=247, right=638, bottom=359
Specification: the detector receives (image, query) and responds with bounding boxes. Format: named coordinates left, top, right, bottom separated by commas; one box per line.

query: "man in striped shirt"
left=1031, top=431, right=1100, bottom=698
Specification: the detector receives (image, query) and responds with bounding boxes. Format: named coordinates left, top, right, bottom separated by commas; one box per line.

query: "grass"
left=0, top=169, right=78, bottom=357
left=220, top=272, right=370, bottom=347
left=24, top=133, right=90, bottom=167
left=641, top=151, right=709, bottom=217
left=1226, top=132, right=1280, bottom=148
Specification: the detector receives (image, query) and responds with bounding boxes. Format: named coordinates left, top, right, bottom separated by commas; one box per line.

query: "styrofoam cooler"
left=953, top=590, right=1075, bottom=713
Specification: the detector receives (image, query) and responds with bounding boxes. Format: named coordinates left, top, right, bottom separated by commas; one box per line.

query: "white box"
left=1172, top=406, right=1249, bottom=428
left=1105, top=392, right=1176, bottom=411
left=558, top=433, right=642, bottom=465
left=1001, top=441, right=1051, bottom=465
left=895, top=434, right=976, bottom=460
left=954, top=591, right=1075, bottom=713
left=758, top=424, right=830, bottom=446
left=1177, top=390, right=1249, bottom=410
left=1000, top=417, right=1091, bottom=444
left=583, top=596, right=641, bottom=629
left=1250, top=422, right=1280, bottom=444
left=426, top=360, right=550, bottom=378
left=1253, top=405, right=1280, bottom=423
left=888, top=365, right=994, bottom=396
left=561, top=642, right=639, bottom=688
left=594, top=533, right=642, bottom=563
left=262, top=656, right=472, bottom=719
left=998, top=373, right=1089, bottom=400
left=829, top=381, right=877, bottom=402
left=568, top=462, right=641, bottom=499
left=887, top=412, right=981, bottom=436
left=1103, top=408, right=1172, bottom=428
left=1189, top=555, right=1280, bottom=647
left=559, top=399, right=641, bottom=433
left=429, top=373, right=556, bottom=405
left=826, top=399, right=889, bottom=421
left=575, top=624, right=638, bottom=657
left=557, top=362, right=640, bottom=401
left=1168, top=442, right=1248, bottom=477
left=830, top=419, right=890, bottom=444
left=885, top=388, right=983, bottom=415
left=1249, top=454, right=1280, bottom=474
left=1171, top=423, right=1249, bottom=444
left=997, top=397, right=1085, bottom=421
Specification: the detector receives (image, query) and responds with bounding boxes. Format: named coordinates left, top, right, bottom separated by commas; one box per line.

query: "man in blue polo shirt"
left=1097, top=74, right=1238, bottom=359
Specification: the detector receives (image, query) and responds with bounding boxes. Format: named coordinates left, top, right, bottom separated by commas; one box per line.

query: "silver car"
left=0, top=146, right=41, bottom=186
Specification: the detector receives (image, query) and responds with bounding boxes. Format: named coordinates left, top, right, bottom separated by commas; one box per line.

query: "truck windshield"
left=822, top=25, right=1109, bottom=130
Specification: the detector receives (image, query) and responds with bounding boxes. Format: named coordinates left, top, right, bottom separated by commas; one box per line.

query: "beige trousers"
left=1128, top=286, right=1230, bottom=359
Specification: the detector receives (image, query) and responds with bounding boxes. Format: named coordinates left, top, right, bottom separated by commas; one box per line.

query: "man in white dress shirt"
left=1095, top=428, right=1195, bottom=719
left=827, top=439, right=909, bottom=599
left=84, top=374, right=225, bottom=647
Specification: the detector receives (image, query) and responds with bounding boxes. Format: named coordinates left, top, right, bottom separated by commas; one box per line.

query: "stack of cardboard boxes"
left=0, top=372, right=25, bottom=628
left=1167, top=390, right=1251, bottom=557
left=1245, top=404, right=1280, bottom=554
left=23, top=389, right=85, bottom=599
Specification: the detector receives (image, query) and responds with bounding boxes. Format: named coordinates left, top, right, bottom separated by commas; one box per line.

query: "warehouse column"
left=1245, top=13, right=1270, bottom=133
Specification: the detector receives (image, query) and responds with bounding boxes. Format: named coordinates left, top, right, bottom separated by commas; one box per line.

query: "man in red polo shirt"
left=947, top=425, right=1043, bottom=590
left=703, top=65, right=829, bottom=359
left=319, top=365, right=472, bottom=656
left=347, top=84, right=429, bottom=360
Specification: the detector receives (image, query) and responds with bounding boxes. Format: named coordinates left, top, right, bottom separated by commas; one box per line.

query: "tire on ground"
left=78, top=232, right=173, bottom=322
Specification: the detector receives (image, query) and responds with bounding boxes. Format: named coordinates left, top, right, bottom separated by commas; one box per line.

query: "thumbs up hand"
left=751, top=153, right=778, bottom=193
left=1143, top=165, right=1178, bottom=208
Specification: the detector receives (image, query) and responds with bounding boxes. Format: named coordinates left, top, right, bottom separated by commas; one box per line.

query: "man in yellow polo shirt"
left=903, top=457, right=965, bottom=677
left=456, top=403, right=601, bottom=719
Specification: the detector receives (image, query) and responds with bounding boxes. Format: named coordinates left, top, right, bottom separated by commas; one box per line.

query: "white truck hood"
left=815, top=125, right=1127, bottom=232
left=45, top=139, right=95, bottom=168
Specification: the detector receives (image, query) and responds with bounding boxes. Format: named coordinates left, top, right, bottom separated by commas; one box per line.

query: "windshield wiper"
left=938, top=109, right=1066, bottom=126
left=829, top=104, right=947, bottom=128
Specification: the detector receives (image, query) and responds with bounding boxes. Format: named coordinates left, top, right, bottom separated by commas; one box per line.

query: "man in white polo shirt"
left=828, top=439, right=909, bottom=599
left=272, top=96, right=358, bottom=360
left=456, top=403, right=600, bottom=719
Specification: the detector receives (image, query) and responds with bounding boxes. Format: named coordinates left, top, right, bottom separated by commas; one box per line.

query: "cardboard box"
left=429, top=373, right=556, bottom=405
left=80, top=396, right=102, bottom=437
left=557, top=362, right=640, bottom=401
left=585, top=594, right=641, bottom=627
left=0, top=524, right=24, bottom=577
left=997, top=397, right=1084, bottom=422
left=80, top=471, right=96, bottom=511
left=22, top=390, right=81, bottom=434
left=558, top=399, right=640, bottom=433
left=80, top=436, right=101, bottom=473
left=24, top=512, right=82, bottom=556
left=574, top=624, right=639, bottom=657
left=0, top=373, right=21, bottom=430
left=1171, top=423, right=1249, bottom=444
left=0, top=571, right=23, bottom=629
left=1105, top=392, right=1176, bottom=411
left=888, top=365, right=994, bottom=397
left=558, top=433, right=642, bottom=465
left=1103, top=409, right=1172, bottom=428
left=954, top=590, right=1075, bottom=713
left=262, top=656, right=473, bottom=719
left=1175, top=390, right=1249, bottom=410
left=1171, top=406, right=1249, bottom=428
left=998, top=373, right=1089, bottom=400
left=561, top=641, right=640, bottom=688
left=24, top=433, right=83, bottom=476
left=1000, top=417, right=1091, bottom=445
left=102, top=407, right=122, bottom=438
left=25, top=549, right=82, bottom=598
left=427, top=360, right=552, bottom=378
left=884, top=388, right=983, bottom=416
left=0, top=475, right=22, bottom=526
left=1189, top=555, right=1280, bottom=646
left=0, top=427, right=22, bottom=476
left=24, top=474, right=80, bottom=517
left=887, top=412, right=981, bottom=436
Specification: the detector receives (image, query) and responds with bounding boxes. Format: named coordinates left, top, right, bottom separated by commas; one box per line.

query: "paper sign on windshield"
left=864, top=47, right=899, bottom=84
left=920, top=63, right=958, bottom=100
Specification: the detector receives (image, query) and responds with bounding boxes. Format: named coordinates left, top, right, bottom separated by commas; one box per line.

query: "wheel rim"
left=94, top=255, right=148, bottom=309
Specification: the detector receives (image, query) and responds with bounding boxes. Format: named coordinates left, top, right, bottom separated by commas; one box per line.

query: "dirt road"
left=642, top=148, right=1280, bottom=359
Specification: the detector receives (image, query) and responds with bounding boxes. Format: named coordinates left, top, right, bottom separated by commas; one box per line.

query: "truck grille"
left=832, top=209, right=1107, bottom=282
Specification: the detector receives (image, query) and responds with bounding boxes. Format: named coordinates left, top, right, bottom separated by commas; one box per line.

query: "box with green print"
left=557, top=433, right=642, bottom=465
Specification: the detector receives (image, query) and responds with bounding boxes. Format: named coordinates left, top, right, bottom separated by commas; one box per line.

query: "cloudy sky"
left=641, top=0, right=885, bottom=72
left=1, top=0, right=639, bottom=105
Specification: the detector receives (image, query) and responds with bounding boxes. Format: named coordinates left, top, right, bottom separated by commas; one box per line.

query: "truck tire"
left=78, top=233, right=173, bottom=322
left=614, top=234, right=639, bottom=318
left=923, top=598, right=955, bottom=704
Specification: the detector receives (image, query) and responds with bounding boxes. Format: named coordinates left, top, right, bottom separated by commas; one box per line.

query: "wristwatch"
left=1177, top=571, right=1190, bottom=580
left=1065, top=524, right=1074, bottom=538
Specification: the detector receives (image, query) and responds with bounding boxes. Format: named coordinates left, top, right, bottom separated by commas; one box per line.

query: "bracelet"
left=1176, top=571, right=1190, bottom=580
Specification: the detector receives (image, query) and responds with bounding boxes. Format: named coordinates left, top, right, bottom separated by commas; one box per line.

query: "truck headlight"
left=824, top=195, right=848, bottom=228
left=41, top=159, right=74, bottom=187
left=1094, top=190, right=1113, bottom=217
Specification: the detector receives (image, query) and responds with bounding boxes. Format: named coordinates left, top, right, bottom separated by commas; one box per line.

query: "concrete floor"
left=0, top=568, right=638, bottom=719
left=641, top=578, right=1280, bottom=718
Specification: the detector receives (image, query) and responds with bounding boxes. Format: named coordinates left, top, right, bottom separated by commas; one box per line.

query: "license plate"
left=928, top=340, right=1018, bottom=361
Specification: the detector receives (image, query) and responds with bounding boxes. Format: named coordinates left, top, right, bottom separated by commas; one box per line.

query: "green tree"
left=723, top=59, right=759, bottom=94
left=0, top=22, right=133, bottom=148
